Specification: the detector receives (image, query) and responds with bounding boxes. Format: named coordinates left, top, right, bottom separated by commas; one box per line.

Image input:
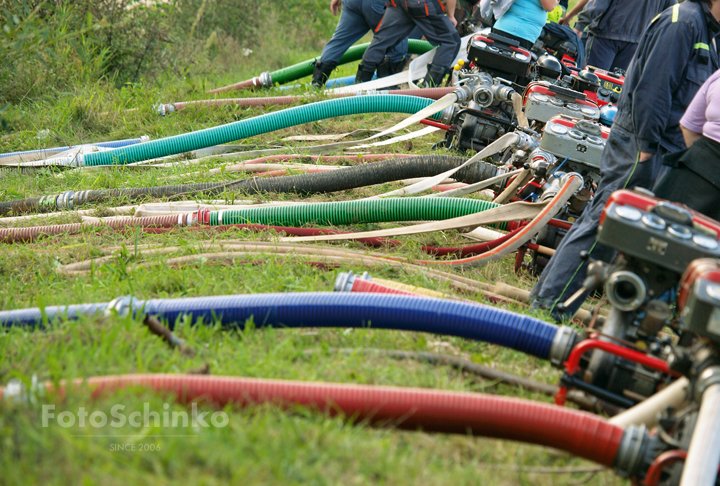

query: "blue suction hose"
left=0, top=293, right=560, bottom=360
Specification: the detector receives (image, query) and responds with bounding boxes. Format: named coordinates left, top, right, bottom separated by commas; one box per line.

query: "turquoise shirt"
left=494, top=0, right=547, bottom=43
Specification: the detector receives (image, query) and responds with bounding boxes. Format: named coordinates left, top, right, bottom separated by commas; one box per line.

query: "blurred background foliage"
left=0, top=0, right=337, bottom=104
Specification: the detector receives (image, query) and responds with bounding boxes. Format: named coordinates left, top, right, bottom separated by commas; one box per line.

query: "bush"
left=1, top=0, right=337, bottom=106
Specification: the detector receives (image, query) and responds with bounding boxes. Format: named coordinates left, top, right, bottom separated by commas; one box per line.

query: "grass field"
left=0, top=5, right=627, bottom=484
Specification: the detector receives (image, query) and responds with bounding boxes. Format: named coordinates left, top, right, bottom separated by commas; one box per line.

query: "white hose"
left=327, top=35, right=473, bottom=95
left=372, top=132, right=520, bottom=198
left=430, top=168, right=524, bottom=198
left=608, top=377, right=690, bottom=428
left=680, top=382, right=720, bottom=486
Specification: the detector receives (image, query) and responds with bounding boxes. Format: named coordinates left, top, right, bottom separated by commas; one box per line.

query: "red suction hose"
left=13, top=373, right=625, bottom=467
left=0, top=213, right=192, bottom=244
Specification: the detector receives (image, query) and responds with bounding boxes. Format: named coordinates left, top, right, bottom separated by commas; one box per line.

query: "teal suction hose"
left=81, top=95, right=438, bottom=167
left=207, top=198, right=500, bottom=227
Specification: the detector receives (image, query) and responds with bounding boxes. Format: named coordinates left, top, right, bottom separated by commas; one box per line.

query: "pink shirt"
left=681, top=69, right=720, bottom=145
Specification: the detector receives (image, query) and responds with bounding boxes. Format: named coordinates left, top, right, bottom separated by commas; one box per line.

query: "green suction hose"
left=210, top=198, right=501, bottom=227
left=82, top=95, right=438, bottom=167
left=270, top=39, right=434, bottom=85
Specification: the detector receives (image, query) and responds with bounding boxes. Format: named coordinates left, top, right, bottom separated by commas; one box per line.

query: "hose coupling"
left=188, top=208, right=207, bottom=226
left=257, top=72, right=273, bottom=89
left=548, top=326, right=579, bottom=368
left=492, top=84, right=515, bottom=103
left=540, top=172, right=584, bottom=202
left=605, top=270, right=647, bottom=312
left=512, top=131, right=539, bottom=152
left=73, top=152, right=85, bottom=168
left=56, top=191, right=76, bottom=210
left=527, top=149, right=557, bottom=176
left=439, top=104, right=457, bottom=125
left=694, top=365, right=720, bottom=401
left=2, top=375, right=43, bottom=404
left=105, top=296, right=140, bottom=318
left=614, top=425, right=650, bottom=478
left=452, top=84, right=474, bottom=104
left=473, top=85, right=495, bottom=108
left=156, top=104, right=176, bottom=116
left=334, top=271, right=371, bottom=292
left=73, top=190, right=92, bottom=206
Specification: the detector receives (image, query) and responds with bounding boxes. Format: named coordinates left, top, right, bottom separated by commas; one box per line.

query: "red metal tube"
left=424, top=228, right=522, bottom=257
left=564, top=339, right=681, bottom=377
left=419, top=118, right=451, bottom=130
left=16, top=373, right=626, bottom=467
left=548, top=219, right=572, bottom=230
left=643, top=450, right=687, bottom=486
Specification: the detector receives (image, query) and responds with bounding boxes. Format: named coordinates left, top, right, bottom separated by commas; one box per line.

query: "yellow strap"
left=651, top=13, right=661, bottom=24
left=695, top=42, right=710, bottom=50
left=671, top=4, right=679, bottom=23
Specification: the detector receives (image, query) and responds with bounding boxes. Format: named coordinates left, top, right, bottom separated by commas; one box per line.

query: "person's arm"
left=574, top=0, right=608, bottom=35
left=330, top=0, right=342, bottom=16
left=446, top=0, right=458, bottom=26
left=559, top=0, right=590, bottom=26
left=681, top=124, right=703, bottom=147
left=631, top=17, right=696, bottom=160
left=539, top=0, right=559, bottom=12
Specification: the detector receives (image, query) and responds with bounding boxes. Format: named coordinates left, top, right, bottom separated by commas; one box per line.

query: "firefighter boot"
left=311, top=61, right=337, bottom=88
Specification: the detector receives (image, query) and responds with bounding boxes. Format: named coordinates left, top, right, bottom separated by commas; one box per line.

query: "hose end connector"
left=156, top=104, right=175, bottom=116
left=258, top=72, right=273, bottom=89
left=56, top=191, right=76, bottom=210
left=614, top=425, right=651, bottom=478
left=105, top=296, right=140, bottom=319
left=548, top=326, right=579, bottom=368
left=334, top=271, right=371, bottom=292
left=2, top=375, right=43, bottom=404
left=512, top=131, right=540, bottom=152
left=452, top=84, right=474, bottom=104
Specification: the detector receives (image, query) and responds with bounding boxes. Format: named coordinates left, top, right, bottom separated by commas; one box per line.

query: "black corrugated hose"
left=0, top=156, right=500, bottom=216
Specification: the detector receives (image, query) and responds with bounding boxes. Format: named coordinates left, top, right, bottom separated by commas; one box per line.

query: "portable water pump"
left=551, top=190, right=720, bottom=410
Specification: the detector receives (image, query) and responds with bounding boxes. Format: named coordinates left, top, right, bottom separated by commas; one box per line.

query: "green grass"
left=0, top=22, right=626, bottom=486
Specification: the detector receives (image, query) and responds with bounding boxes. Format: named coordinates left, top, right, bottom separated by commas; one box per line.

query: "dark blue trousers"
left=321, top=0, right=408, bottom=64
left=585, top=35, right=638, bottom=72
left=360, top=0, right=460, bottom=71
left=529, top=124, right=667, bottom=321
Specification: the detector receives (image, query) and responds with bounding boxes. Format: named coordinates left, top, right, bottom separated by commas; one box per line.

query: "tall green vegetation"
left=0, top=0, right=337, bottom=106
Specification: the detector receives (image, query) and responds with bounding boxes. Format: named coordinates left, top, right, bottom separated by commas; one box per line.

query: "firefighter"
left=530, top=0, right=720, bottom=321
left=312, top=0, right=410, bottom=87
left=563, top=0, right=676, bottom=72
left=655, top=69, right=720, bottom=220
left=355, top=0, right=461, bottom=87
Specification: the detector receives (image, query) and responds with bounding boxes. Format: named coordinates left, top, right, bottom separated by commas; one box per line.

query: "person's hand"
left=573, top=28, right=582, bottom=37
left=559, top=16, right=571, bottom=25
left=330, top=0, right=342, bottom=16
left=639, top=151, right=654, bottom=162
left=449, top=15, right=458, bottom=27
